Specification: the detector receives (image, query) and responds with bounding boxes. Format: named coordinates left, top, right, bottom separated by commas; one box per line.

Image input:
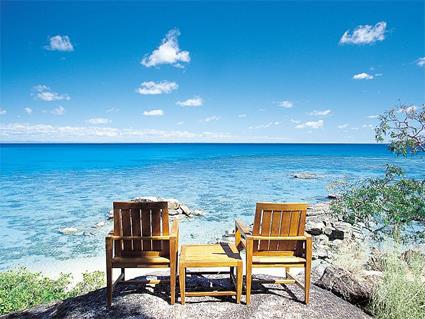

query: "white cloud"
left=106, top=107, right=119, bottom=113
left=277, top=100, right=294, bottom=108
left=45, top=35, right=74, bottom=52
left=295, top=120, right=324, bottom=129
left=177, top=121, right=184, bottom=125
left=24, top=107, right=33, bottom=114
left=398, top=105, right=417, bottom=114
left=367, top=115, right=379, bottom=119
left=87, top=118, right=111, bottom=125
left=0, top=107, right=6, bottom=115
left=203, top=116, right=220, bottom=122
left=51, top=106, right=65, bottom=115
left=238, top=114, right=247, bottom=118
left=141, top=29, right=190, bottom=68
left=0, top=122, right=235, bottom=141
left=416, top=57, right=425, bottom=67
left=353, top=72, right=374, bottom=80
left=143, top=109, right=164, bottom=116
left=32, top=85, right=70, bottom=101
left=135, top=81, right=178, bottom=95
left=337, top=123, right=349, bottom=129
left=290, top=119, right=301, bottom=124
left=362, top=124, right=374, bottom=129
left=339, top=22, right=387, bottom=45
left=177, top=96, right=203, bottom=107
left=249, top=121, right=280, bottom=129
left=308, top=109, right=331, bottom=116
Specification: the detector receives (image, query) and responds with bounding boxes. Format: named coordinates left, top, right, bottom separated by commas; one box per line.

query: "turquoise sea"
left=0, top=143, right=424, bottom=270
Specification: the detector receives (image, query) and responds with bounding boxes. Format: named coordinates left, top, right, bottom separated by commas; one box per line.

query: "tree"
left=375, top=104, right=425, bottom=156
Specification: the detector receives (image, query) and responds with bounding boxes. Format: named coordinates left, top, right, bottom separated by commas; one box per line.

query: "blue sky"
left=0, top=1, right=424, bottom=142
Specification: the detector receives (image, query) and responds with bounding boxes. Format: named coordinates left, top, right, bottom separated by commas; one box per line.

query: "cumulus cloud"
left=249, top=121, right=280, bottom=129
left=309, top=109, right=331, bottom=116
left=135, top=81, right=178, bottom=95
left=337, top=123, right=349, bottom=129
left=45, top=35, right=74, bottom=51
left=339, top=22, right=387, bottom=45
left=87, top=118, right=111, bottom=125
left=143, top=109, right=164, bottom=116
left=277, top=100, right=294, bottom=108
left=295, top=120, right=324, bottom=129
left=353, top=72, right=374, bottom=80
left=416, top=57, right=425, bottom=67
left=177, top=96, right=203, bottom=107
left=141, top=29, right=190, bottom=68
left=51, top=106, right=65, bottom=115
left=32, top=85, right=70, bottom=101
left=203, top=116, right=220, bottom=122
left=24, top=107, right=32, bottom=114
left=0, top=107, right=6, bottom=115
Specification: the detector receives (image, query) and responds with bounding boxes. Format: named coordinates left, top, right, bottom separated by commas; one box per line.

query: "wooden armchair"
left=105, top=201, right=179, bottom=307
left=235, top=203, right=312, bottom=305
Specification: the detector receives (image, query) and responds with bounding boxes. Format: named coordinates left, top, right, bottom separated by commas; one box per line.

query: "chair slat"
left=141, top=207, right=152, bottom=251
left=259, top=210, right=272, bottom=250
left=269, top=210, right=281, bottom=250
left=130, top=208, right=142, bottom=252
left=121, top=209, right=133, bottom=252
left=162, top=207, right=170, bottom=256
left=151, top=207, right=162, bottom=251
left=113, top=208, right=122, bottom=257
left=289, top=210, right=301, bottom=236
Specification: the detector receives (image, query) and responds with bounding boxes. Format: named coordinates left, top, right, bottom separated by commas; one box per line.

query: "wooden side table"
left=179, top=243, right=243, bottom=304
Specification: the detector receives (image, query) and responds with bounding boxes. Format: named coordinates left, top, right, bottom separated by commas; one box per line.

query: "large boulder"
left=315, top=266, right=376, bottom=306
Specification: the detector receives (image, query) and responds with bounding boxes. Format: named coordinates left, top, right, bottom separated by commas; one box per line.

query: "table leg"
left=236, top=264, right=242, bottom=304
left=179, top=265, right=186, bottom=305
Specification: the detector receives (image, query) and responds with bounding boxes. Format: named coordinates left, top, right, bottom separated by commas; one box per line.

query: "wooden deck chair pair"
left=105, top=201, right=178, bottom=307
left=235, top=203, right=312, bottom=305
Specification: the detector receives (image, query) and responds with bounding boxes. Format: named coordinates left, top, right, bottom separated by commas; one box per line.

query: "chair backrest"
left=113, top=201, right=169, bottom=257
left=252, top=202, right=308, bottom=255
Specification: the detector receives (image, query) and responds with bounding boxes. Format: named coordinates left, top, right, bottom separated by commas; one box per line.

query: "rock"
left=192, top=210, right=204, bottom=216
left=223, top=229, right=235, bottom=237
left=168, top=209, right=180, bottom=216
left=132, top=196, right=159, bottom=202
left=94, top=221, right=105, bottom=228
left=165, top=198, right=180, bottom=210
left=292, top=172, right=320, bottom=179
left=315, top=266, right=374, bottom=305
left=59, top=227, right=78, bottom=235
left=179, top=204, right=191, bottom=216
left=306, top=221, right=325, bottom=235
left=324, top=226, right=344, bottom=241
left=328, top=194, right=341, bottom=200
left=107, top=209, right=114, bottom=220
left=314, top=245, right=329, bottom=260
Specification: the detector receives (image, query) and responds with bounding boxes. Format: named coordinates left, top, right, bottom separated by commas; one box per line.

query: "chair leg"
left=106, top=264, right=113, bottom=308
left=246, top=239, right=253, bottom=305
left=121, top=268, right=125, bottom=281
left=236, top=264, right=242, bottom=304
left=179, top=266, right=186, bottom=305
left=170, top=259, right=176, bottom=305
left=304, top=265, right=311, bottom=304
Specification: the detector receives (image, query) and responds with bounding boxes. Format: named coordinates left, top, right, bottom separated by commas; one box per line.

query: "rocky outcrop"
left=6, top=272, right=371, bottom=319
left=292, top=172, right=320, bottom=179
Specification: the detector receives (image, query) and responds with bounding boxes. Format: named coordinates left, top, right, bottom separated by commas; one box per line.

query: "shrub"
left=0, top=268, right=105, bottom=315
left=372, top=251, right=425, bottom=319
left=329, top=165, right=425, bottom=234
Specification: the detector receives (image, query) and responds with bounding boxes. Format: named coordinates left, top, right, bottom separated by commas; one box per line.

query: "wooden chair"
left=235, top=203, right=312, bottom=305
left=105, top=201, right=179, bottom=307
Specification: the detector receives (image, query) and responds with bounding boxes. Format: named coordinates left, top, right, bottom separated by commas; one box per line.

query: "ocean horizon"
left=1, top=143, right=424, bottom=271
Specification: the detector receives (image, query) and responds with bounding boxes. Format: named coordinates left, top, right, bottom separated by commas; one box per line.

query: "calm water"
left=0, top=143, right=424, bottom=270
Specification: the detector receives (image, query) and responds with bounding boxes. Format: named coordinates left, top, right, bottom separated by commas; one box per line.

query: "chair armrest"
left=235, top=219, right=251, bottom=239
left=304, top=232, right=312, bottom=240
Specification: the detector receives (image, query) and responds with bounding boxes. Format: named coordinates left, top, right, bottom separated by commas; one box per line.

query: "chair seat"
left=112, top=256, right=170, bottom=266
left=252, top=255, right=306, bottom=264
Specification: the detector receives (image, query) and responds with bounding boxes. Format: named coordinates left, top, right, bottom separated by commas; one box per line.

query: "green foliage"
left=375, top=104, right=425, bottom=156
left=330, top=165, right=425, bottom=231
left=372, top=251, right=425, bottom=319
left=0, top=268, right=105, bottom=315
